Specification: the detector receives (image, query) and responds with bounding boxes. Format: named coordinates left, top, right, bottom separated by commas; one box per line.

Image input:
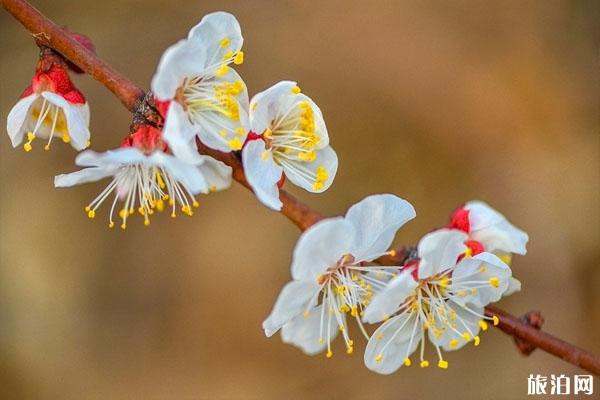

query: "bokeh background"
left=1, top=1, right=598, bottom=399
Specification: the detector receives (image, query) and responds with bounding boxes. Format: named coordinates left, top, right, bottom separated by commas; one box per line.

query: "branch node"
left=515, top=310, right=544, bottom=355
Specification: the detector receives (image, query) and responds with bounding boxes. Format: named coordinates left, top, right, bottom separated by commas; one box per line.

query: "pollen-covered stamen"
left=23, top=97, right=69, bottom=152
left=84, top=163, right=198, bottom=228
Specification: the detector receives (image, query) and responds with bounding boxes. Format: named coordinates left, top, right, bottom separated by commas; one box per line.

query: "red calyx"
left=465, top=240, right=484, bottom=256
left=31, top=64, right=86, bottom=104
left=244, top=131, right=263, bottom=146
left=448, top=206, right=470, bottom=233
left=402, top=259, right=420, bottom=280
left=154, top=98, right=171, bottom=120
left=121, top=125, right=168, bottom=154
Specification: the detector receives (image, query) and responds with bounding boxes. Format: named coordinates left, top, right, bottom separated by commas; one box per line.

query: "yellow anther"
left=44, top=144, right=50, bottom=151
left=209, top=185, right=217, bottom=192
left=155, top=170, right=166, bottom=189
left=479, top=320, right=488, bottom=331
left=375, top=354, right=384, bottom=363
left=227, top=136, right=242, bottom=150
left=346, top=346, right=353, bottom=355
left=439, top=276, right=449, bottom=288
left=382, top=314, right=390, bottom=321
left=291, top=85, right=301, bottom=94
left=449, top=339, right=459, bottom=348
left=108, top=221, right=114, bottom=228
left=479, top=265, right=487, bottom=273
left=464, top=247, right=473, bottom=258
left=404, top=357, right=412, bottom=367
left=27, top=131, right=35, bottom=141
left=120, top=223, right=127, bottom=230
left=61, top=133, right=70, bottom=143
left=420, top=360, right=429, bottom=368
left=261, top=150, right=269, bottom=161
left=85, top=206, right=91, bottom=212
left=85, top=140, right=91, bottom=148
left=223, top=50, right=234, bottom=60
left=303, top=311, right=310, bottom=318
left=233, top=51, right=244, bottom=65
left=499, top=254, right=512, bottom=265
left=489, top=277, right=500, bottom=288
left=87, top=209, right=96, bottom=219
left=220, top=37, right=230, bottom=48
left=156, top=199, right=165, bottom=212
left=216, top=64, right=229, bottom=77
left=319, top=337, right=324, bottom=344
left=144, top=219, right=150, bottom=227
left=350, top=305, right=358, bottom=317
left=326, top=351, right=333, bottom=358
left=263, top=128, right=272, bottom=138
left=138, top=207, right=145, bottom=215
left=129, top=208, right=134, bottom=215
left=492, top=315, right=499, bottom=326
left=351, top=273, right=358, bottom=281
left=437, top=360, right=449, bottom=369
left=388, top=249, right=397, bottom=257
left=338, top=324, right=344, bottom=332
left=118, top=209, right=127, bottom=219
left=192, top=200, right=200, bottom=208
left=171, top=212, right=176, bottom=218
left=236, top=127, right=245, bottom=135
left=219, top=129, right=228, bottom=138
left=462, top=332, right=471, bottom=341
left=23, top=142, right=32, bottom=152
left=474, top=336, right=481, bottom=346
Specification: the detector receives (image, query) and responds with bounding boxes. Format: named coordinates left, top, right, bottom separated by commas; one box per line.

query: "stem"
left=2, top=0, right=599, bottom=376
left=1, top=0, right=144, bottom=111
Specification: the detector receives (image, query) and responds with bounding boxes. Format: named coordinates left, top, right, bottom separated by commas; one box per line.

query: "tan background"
left=0, top=1, right=598, bottom=399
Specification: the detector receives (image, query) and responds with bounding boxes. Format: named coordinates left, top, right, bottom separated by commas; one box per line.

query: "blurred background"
left=1, top=0, right=598, bottom=399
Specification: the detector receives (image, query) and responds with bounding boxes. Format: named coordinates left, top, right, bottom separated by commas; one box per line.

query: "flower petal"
left=54, top=166, right=119, bottom=187
left=345, top=194, right=416, bottom=261
left=148, top=151, right=212, bottom=194
left=187, top=12, right=243, bottom=72
left=197, top=157, right=232, bottom=192
left=242, top=140, right=283, bottom=210
left=364, top=312, right=421, bottom=374
left=362, top=269, right=417, bottom=324
left=162, top=102, right=205, bottom=165
left=417, top=229, right=468, bottom=279
left=6, top=93, right=38, bottom=147
left=428, top=301, right=482, bottom=351
left=283, top=145, right=338, bottom=193
left=503, top=277, right=522, bottom=296
left=466, top=201, right=529, bottom=255
left=280, top=304, right=337, bottom=355
left=41, top=91, right=90, bottom=150
left=262, top=279, right=320, bottom=337
left=74, top=148, right=145, bottom=167
left=291, top=218, right=356, bottom=281
left=450, top=252, right=512, bottom=307
left=249, top=81, right=297, bottom=134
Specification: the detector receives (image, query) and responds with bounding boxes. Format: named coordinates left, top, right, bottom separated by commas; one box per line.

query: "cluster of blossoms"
left=263, top=196, right=528, bottom=374
left=6, top=10, right=531, bottom=375
left=7, top=12, right=338, bottom=228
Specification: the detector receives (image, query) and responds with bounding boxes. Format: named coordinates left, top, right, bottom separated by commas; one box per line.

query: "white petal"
left=162, top=102, right=205, bottom=165
left=345, top=194, right=416, bottom=261
left=280, top=304, right=336, bottom=355
left=450, top=252, right=512, bottom=307
left=6, top=93, right=38, bottom=147
left=187, top=12, right=243, bottom=71
left=417, top=229, right=468, bottom=279
left=291, top=218, right=356, bottom=281
left=362, top=270, right=417, bottom=324
left=429, top=302, right=482, bottom=351
left=466, top=201, right=529, bottom=255
left=148, top=151, right=211, bottom=194
left=242, top=140, right=283, bottom=210
left=503, top=277, right=521, bottom=296
left=151, top=38, right=210, bottom=100
left=262, top=280, right=320, bottom=337
left=54, top=166, right=119, bottom=187
left=283, top=145, right=338, bottom=193
left=41, top=92, right=90, bottom=150
left=75, top=148, right=145, bottom=167
left=197, top=157, right=232, bottom=192
left=364, top=312, right=421, bottom=374
left=249, top=81, right=297, bottom=134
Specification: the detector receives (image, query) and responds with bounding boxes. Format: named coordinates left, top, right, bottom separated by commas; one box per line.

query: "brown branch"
left=1, top=0, right=144, bottom=111
left=3, top=0, right=599, bottom=376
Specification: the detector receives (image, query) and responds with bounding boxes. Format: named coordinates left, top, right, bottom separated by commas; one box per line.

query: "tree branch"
left=3, top=0, right=599, bottom=376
